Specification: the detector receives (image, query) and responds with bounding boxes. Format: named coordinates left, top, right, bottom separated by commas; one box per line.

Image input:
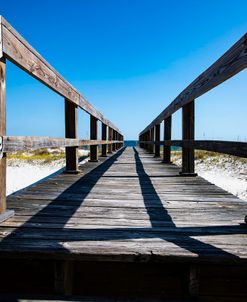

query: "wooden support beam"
left=112, top=130, right=116, bottom=152
left=54, top=261, right=74, bottom=296
left=144, top=132, right=148, bottom=150
left=149, top=128, right=154, bottom=153
left=65, top=99, right=78, bottom=173
left=189, top=265, right=200, bottom=297
left=139, top=33, right=247, bottom=136
left=108, top=127, right=113, bottom=153
left=89, top=115, right=98, bottom=162
left=162, top=116, right=172, bottom=163
left=0, top=58, right=14, bottom=221
left=154, top=124, right=160, bottom=157
left=101, top=123, right=107, bottom=157
left=1, top=17, right=121, bottom=134
left=0, top=59, right=6, bottom=214
left=180, top=100, right=197, bottom=176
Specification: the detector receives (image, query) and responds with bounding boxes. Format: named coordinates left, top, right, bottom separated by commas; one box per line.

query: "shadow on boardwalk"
left=1, top=147, right=246, bottom=259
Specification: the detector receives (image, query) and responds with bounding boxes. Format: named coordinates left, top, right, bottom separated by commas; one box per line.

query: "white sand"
left=7, top=160, right=65, bottom=195
left=6, top=150, right=89, bottom=196
left=173, top=155, right=247, bottom=202
left=6, top=152, right=247, bottom=202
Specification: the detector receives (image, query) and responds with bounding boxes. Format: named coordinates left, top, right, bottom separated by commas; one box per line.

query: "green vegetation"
left=170, top=150, right=247, bottom=164
left=7, top=148, right=65, bottom=163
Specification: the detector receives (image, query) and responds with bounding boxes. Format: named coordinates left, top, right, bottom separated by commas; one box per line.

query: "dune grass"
left=7, top=148, right=66, bottom=163
left=170, top=150, right=247, bottom=164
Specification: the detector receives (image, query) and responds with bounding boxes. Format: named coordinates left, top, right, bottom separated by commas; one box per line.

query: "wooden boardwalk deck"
left=1, top=146, right=247, bottom=300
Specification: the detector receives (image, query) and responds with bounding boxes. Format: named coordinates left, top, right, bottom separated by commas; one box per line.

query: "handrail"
left=140, top=33, right=247, bottom=136
left=0, top=16, right=121, bottom=134
left=2, top=136, right=122, bottom=152
left=139, top=33, right=247, bottom=175
left=0, top=16, right=124, bottom=222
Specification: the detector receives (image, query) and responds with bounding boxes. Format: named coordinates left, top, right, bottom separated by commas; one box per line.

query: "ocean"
left=124, top=140, right=181, bottom=150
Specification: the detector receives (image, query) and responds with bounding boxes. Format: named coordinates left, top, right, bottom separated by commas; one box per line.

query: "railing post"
left=180, top=100, right=197, bottom=176
left=65, top=99, right=78, bottom=173
left=89, top=115, right=98, bottom=162
left=116, top=132, right=119, bottom=150
left=149, top=127, right=154, bottom=153
left=101, top=123, right=107, bottom=157
left=112, top=130, right=116, bottom=152
left=147, top=131, right=151, bottom=152
left=154, top=124, right=160, bottom=157
left=0, top=58, right=14, bottom=222
left=144, top=132, right=148, bottom=150
left=162, top=116, right=172, bottom=163
left=0, top=58, right=6, bottom=215
left=108, top=127, right=113, bottom=154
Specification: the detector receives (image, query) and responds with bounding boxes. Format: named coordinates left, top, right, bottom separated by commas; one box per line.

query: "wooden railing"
left=139, top=33, right=247, bottom=175
left=0, top=16, right=123, bottom=221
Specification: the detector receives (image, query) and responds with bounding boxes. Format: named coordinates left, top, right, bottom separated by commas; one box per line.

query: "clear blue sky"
left=1, top=0, right=247, bottom=140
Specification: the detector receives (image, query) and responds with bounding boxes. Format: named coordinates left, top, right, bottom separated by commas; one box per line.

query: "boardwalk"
left=0, top=147, right=247, bottom=299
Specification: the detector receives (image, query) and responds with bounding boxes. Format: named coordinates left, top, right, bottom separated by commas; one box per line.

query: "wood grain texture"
left=1, top=147, right=247, bottom=298
left=140, top=140, right=247, bottom=158
left=101, top=123, right=107, bottom=157
left=163, top=116, right=172, bottom=163
left=181, top=101, right=195, bottom=174
left=90, top=116, right=98, bottom=162
left=65, top=99, right=78, bottom=172
left=0, top=18, right=3, bottom=58
left=0, top=17, right=121, bottom=134
left=154, top=124, right=160, bottom=157
left=140, top=33, right=247, bottom=135
left=2, top=136, right=122, bottom=152
left=0, top=146, right=246, bottom=265
left=107, top=127, right=113, bottom=153
left=0, top=58, right=6, bottom=213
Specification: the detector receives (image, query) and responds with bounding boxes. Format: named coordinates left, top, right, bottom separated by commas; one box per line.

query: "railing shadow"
left=1, top=147, right=246, bottom=259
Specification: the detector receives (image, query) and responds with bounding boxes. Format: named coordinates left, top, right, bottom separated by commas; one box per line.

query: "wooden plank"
left=0, top=147, right=246, bottom=271
left=2, top=136, right=121, bottom=152
left=181, top=100, right=195, bottom=175
left=0, top=17, right=121, bottom=134
left=89, top=116, right=98, bottom=162
left=0, top=58, right=6, bottom=213
left=0, top=19, right=2, bottom=58
left=154, top=124, right=160, bottom=157
left=140, top=33, right=247, bottom=135
left=101, top=123, right=107, bottom=157
left=65, top=99, right=78, bottom=173
left=141, top=140, right=247, bottom=158
left=2, top=20, right=79, bottom=105
left=163, top=116, right=172, bottom=163
left=108, top=127, right=113, bottom=153
left=79, top=95, right=120, bottom=133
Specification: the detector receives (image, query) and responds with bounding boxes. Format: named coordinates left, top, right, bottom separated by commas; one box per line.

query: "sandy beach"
left=6, top=149, right=247, bottom=202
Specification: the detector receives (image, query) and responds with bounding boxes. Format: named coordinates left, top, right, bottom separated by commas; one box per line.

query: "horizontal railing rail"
left=0, top=16, right=121, bottom=133
left=139, top=33, right=247, bottom=175
left=140, top=33, right=247, bottom=136
left=139, top=140, right=247, bottom=158
left=2, top=136, right=122, bottom=152
left=0, top=16, right=124, bottom=222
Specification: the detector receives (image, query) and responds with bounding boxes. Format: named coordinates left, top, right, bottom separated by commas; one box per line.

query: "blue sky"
left=1, top=0, right=247, bottom=140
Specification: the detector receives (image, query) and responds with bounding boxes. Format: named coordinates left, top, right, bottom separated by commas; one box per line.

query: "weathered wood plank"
left=0, top=17, right=121, bottom=134
left=65, top=99, right=78, bottom=172
left=2, top=136, right=122, bottom=152
left=0, top=58, right=6, bottom=213
left=181, top=100, right=195, bottom=175
left=140, top=140, right=247, bottom=158
left=101, top=123, right=107, bottom=157
left=89, top=116, right=98, bottom=162
left=140, top=33, right=247, bottom=135
left=0, top=147, right=246, bottom=269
